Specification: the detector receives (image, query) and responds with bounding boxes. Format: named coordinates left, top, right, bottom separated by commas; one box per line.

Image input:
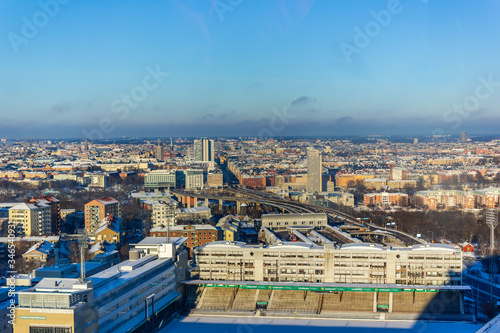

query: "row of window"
left=408, top=254, right=461, bottom=260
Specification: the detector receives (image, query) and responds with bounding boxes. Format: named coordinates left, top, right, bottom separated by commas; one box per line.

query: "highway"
left=175, top=187, right=425, bottom=246
left=229, top=187, right=424, bottom=246
left=171, top=189, right=313, bottom=214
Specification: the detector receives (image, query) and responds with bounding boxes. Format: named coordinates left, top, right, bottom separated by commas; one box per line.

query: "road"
left=177, top=187, right=425, bottom=246
left=231, top=187, right=424, bottom=246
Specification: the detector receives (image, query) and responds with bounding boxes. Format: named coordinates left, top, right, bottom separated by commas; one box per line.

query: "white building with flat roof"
left=15, top=238, right=188, bottom=333
left=261, top=213, right=328, bottom=230
left=195, top=241, right=462, bottom=286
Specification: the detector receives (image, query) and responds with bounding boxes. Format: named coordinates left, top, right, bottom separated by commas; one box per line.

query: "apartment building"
left=217, top=215, right=242, bottom=241
left=28, top=196, right=61, bottom=235
left=335, top=174, right=375, bottom=188
left=415, top=188, right=500, bottom=209
left=324, top=192, right=355, bottom=207
left=363, top=192, right=408, bottom=207
left=207, top=172, right=223, bottom=187
left=84, top=197, right=121, bottom=234
left=151, top=200, right=177, bottom=227
left=194, top=242, right=463, bottom=286
left=150, top=224, right=218, bottom=257
left=87, top=173, right=109, bottom=188
left=474, top=187, right=500, bottom=208
left=184, top=169, right=204, bottom=190
left=9, top=202, right=51, bottom=236
left=307, top=148, right=322, bottom=193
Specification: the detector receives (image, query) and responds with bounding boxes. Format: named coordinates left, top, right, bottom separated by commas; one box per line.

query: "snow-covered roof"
left=131, top=190, right=172, bottom=198
left=268, top=241, right=321, bottom=250
left=90, top=241, right=116, bottom=254
left=134, top=236, right=187, bottom=247
left=151, top=224, right=216, bottom=232
left=95, top=215, right=121, bottom=235
left=202, top=241, right=250, bottom=248
left=410, top=243, right=459, bottom=251
left=23, top=241, right=55, bottom=256
left=340, top=243, right=384, bottom=251
left=9, top=202, right=49, bottom=210
left=0, top=236, right=60, bottom=243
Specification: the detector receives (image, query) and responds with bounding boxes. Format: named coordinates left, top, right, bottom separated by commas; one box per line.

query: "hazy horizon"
left=2, top=0, right=500, bottom=139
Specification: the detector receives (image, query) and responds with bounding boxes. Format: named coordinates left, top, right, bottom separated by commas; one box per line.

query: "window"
left=30, top=328, right=72, bottom=333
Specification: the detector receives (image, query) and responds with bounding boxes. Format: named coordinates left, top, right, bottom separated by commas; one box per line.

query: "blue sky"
left=1, top=0, right=500, bottom=139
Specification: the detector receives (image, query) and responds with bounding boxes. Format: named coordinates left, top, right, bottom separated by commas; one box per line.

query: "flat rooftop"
left=159, top=316, right=482, bottom=333
left=184, top=280, right=471, bottom=292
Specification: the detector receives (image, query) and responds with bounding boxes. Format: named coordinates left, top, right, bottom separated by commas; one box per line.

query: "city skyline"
left=2, top=1, right=500, bottom=139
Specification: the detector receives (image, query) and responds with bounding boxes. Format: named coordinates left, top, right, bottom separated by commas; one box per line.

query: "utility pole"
left=486, top=209, right=498, bottom=305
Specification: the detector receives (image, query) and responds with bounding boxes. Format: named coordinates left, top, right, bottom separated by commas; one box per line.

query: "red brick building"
left=150, top=224, right=218, bottom=257
left=241, top=175, right=266, bottom=189
left=363, top=192, right=408, bottom=207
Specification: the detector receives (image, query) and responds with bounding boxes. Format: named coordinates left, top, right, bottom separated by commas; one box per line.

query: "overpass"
left=170, top=190, right=313, bottom=215
left=174, top=188, right=425, bottom=246
left=230, top=187, right=426, bottom=246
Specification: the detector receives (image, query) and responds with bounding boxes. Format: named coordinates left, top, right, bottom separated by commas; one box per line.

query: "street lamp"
left=145, top=293, right=156, bottom=329
left=485, top=209, right=498, bottom=305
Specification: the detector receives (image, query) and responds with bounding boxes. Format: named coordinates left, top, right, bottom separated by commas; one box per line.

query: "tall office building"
left=193, top=137, right=215, bottom=162
left=460, top=132, right=468, bottom=143
left=307, top=148, right=322, bottom=193
left=155, top=138, right=164, bottom=161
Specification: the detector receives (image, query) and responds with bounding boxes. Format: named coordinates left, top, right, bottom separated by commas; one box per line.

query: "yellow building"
left=94, top=215, right=121, bottom=244
left=9, top=202, right=51, bottom=236
left=335, top=174, right=375, bottom=188
left=207, top=173, right=224, bottom=187
left=216, top=215, right=242, bottom=241
left=22, top=241, right=54, bottom=268
left=14, top=279, right=98, bottom=333
left=363, top=178, right=387, bottom=190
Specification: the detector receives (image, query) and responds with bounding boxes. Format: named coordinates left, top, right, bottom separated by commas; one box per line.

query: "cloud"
left=306, top=109, right=319, bottom=114
left=201, top=114, right=215, bottom=120
left=336, top=116, right=353, bottom=123
left=290, top=96, right=315, bottom=106
left=50, top=103, right=71, bottom=114
left=218, top=110, right=236, bottom=120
